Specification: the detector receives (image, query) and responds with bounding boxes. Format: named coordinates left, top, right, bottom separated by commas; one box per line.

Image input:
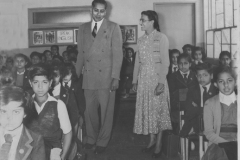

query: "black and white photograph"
left=33, top=31, right=43, bottom=45
left=0, top=0, right=239, bottom=160
left=45, top=30, right=55, bottom=44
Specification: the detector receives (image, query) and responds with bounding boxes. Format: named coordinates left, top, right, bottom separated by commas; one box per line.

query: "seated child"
left=43, top=50, right=53, bottom=63
left=168, top=53, right=198, bottom=133
left=51, top=45, right=60, bottom=56
left=182, top=44, right=193, bottom=57
left=52, top=55, right=64, bottom=63
left=30, top=52, right=41, bottom=65
left=213, top=51, right=232, bottom=83
left=26, top=64, right=72, bottom=160
left=62, top=51, right=69, bottom=63
left=192, top=47, right=206, bottom=65
left=12, top=53, right=31, bottom=92
left=202, top=66, right=237, bottom=160
left=179, top=63, right=218, bottom=137
left=167, top=49, right=180, bottom=80
left=5, top=57, right=14, bottom=72
left=0, top=86, right=45, bottom=160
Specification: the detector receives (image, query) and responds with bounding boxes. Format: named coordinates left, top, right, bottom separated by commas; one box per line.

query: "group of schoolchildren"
left=167, top=44, right=237, bottom=159
left=0, top=42, right=237, bottom=160
left=0, top=45, right=85, bottom=160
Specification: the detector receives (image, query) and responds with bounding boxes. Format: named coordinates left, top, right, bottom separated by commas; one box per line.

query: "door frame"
left=153, top=2, right=197, bottom=46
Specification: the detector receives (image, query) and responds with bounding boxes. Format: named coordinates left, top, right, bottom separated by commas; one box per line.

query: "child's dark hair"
left=195, top=62, right=213, bottom=74
left=6, top=57, right=13, bottom=64
left=14, top=53, right=27, bottom=62
left=170, top=49, right=180, bottom=57
left=66, top=45, right=73, bottom=51
left=217, top=66, right=236, bottom=80
left=28, top=63, right=52, bottom=81
left=61, top=63, right=78, bottom=82
left=43, top=50, right=52, bottom=57
left=219, top=51, right=231, bottom=60
left=0, top=68, right=14, bottom=86
left=177, top=53, right=192, bottom=63
left=30, top=51, right=41, bottom=59
left=67, top=49, right=78, bottom=57
left=182, top=44, right=193, bottom=51
left=51, top=60, right=62, bottom=78
left=51, top=45, right=59, bottom=51
left=0, top=86, right=31, bottom=114
left=193, top=47, right=206, bottom=60
left=125, top=47, right=134, bottom=57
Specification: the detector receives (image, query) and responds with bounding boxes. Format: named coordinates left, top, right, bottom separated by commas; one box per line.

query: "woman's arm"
left=61, top=130, right=72, bottom=160
left=204, top=99, right=228, bottom=144
left=132, top=51, right=140, bottom=84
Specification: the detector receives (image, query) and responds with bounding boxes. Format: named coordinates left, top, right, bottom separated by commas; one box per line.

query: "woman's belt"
left=220, top=127, right=237, bottom=132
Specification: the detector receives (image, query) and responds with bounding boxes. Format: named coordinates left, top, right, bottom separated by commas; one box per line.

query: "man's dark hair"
left=92, top=0, right=107, bottom=9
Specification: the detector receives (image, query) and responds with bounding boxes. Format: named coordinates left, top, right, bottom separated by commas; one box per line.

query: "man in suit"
left=75, top=0, right=123, bottom=154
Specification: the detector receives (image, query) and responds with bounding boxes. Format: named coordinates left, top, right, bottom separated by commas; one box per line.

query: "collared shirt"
left=32, top=94, right=72, bottom=134
left=194, top=60, right=203, bottom=65
left=91, top=19, right=104, bottom=33
left=63, top=80, right=72, bottom=88
left=17, top=70, right=25, bottom=75
left=180, top=70, right=190, bottom=79
left=200, top=83, right=211, bottom=107
left=52, top=83, right=61, bottom=97
left=219, top=92, right=237, bottom=106
left=172, top=64, right=178, bottom=72
left=0, top=124, right=23, bottom=160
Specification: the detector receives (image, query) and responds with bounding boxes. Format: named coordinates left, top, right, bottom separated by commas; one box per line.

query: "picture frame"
left=74, top=29, right=79, bottom=44
left=120, top=25, right=138, bottom=44
left=29, top=28, right=78, bottom=47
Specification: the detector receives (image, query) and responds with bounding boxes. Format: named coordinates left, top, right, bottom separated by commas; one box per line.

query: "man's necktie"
left=0, top=134, right=13, bottom=160
left=203, top=86, right=208, bottom=105
left=183, top=74, right=188, bottom=83
left=92, top=23, right=97, bottom=38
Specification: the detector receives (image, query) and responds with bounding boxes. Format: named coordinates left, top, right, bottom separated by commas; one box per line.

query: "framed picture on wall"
left=45, top=31, right=55, bottom=44
left=74, top=29, right=78, bottom=44
left=120, top=25, right=138, bottom=44
left=57, top=30, right=74, bottom=43
left=33, top=31, right=43, bottom=45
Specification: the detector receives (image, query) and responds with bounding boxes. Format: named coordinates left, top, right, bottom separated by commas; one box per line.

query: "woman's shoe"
left=141, top=144, right=156, bottom=153
left=151, top=150, right=162, bottom=158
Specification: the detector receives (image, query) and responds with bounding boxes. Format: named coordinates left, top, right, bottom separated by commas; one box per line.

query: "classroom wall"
left=0, top=0, right=203, bottom=56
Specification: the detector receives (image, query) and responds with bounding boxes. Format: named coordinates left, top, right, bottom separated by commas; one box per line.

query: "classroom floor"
left=82, top=93, right=200, bottom=160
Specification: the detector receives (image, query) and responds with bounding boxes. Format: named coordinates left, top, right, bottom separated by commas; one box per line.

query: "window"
left=205, top=0, right=237, bottom=58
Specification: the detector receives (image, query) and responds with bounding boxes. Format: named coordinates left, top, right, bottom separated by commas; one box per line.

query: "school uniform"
left=179, top=83, right=218, bottom=136
left=167, top=64, right=178, bottom=81
left=0, top=124, right=45, bottom=160
left=12, top=70, right=31, bottom=92
left=60, top=82, right=80, bottom=127
left=28, top=94, right=72, bottom=160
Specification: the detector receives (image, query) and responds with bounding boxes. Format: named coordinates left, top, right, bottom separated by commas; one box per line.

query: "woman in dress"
left=132, top=10, right=172, bottom=158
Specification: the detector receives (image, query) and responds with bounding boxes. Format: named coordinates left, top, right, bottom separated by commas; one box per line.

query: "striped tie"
left=92, top=23, right=97, bottom=38
left=0, top=134, right=13, bottom=160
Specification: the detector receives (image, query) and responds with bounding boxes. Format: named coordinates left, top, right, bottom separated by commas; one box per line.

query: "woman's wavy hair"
left=141, top=10, right=160, bottom=32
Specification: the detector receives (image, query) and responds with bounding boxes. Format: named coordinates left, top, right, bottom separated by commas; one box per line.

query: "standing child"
left=182, top=44, right=193, bottom=57
left=179, top=63, right=218, bottom=137
left=27, top=64, right=72, bottom=160
left=192, top=47, right=206, bottom=65
left=168, top=53, right=198, bottom=133
left=51, top=45, right=60, bottom=56
left=0, top=86, right=45, bottom=160
left=12, top=53, right=31, bottom=92
left=202, top=66, right=237, bottom=160
left=167, top=49, right=180, bottom=80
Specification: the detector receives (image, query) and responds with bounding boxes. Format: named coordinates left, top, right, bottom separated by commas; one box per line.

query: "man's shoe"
left=94, top=146, right=106, bottom=154
left=83, top=143, right=94, bottom=149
